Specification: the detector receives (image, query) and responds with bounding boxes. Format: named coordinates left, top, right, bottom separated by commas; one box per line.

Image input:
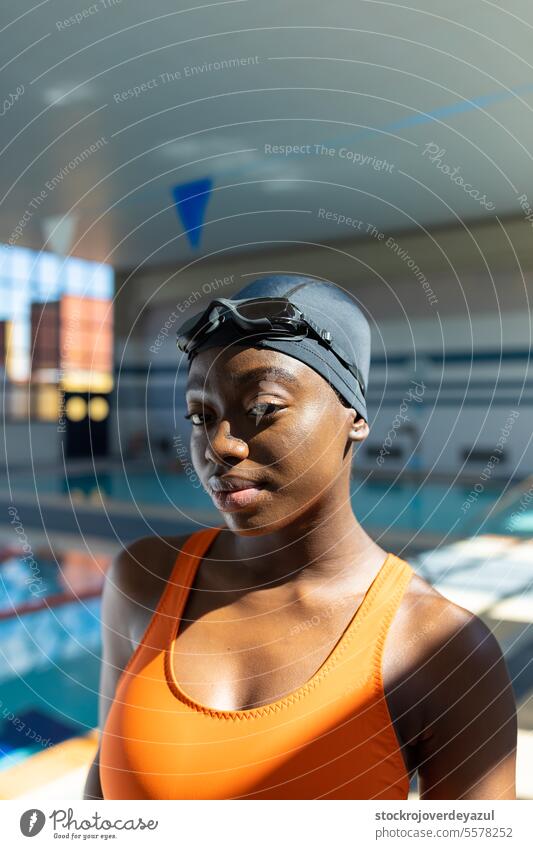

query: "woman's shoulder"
left=396, top=565, right=517, bottom=797
left=388, top=549, right=480, bottom=637
left=401, top=566, right=493, bottom=640
left=105, top=532, right=195, bottom=645
left=398, top=565, right=502, bottom=668
left=110, top=532, right=193, bottom=591
left=391, top=563, right=515, bottom=739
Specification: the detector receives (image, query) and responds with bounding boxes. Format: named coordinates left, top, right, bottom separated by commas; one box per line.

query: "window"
left=0, top=244, right=114, bottom=420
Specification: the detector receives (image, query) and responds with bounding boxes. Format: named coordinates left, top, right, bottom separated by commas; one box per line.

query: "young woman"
left=85, top=275, right=517, bottom=800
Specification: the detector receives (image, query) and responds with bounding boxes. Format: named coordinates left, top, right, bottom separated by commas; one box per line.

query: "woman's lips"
left=209, top=484, right=268, bottom=512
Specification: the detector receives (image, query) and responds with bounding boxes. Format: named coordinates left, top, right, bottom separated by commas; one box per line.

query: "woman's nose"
left=205, top=419, right=249, bottom=465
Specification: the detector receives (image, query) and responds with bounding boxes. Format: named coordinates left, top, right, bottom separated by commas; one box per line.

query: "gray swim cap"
left=186, top=274, right=371, bottom=422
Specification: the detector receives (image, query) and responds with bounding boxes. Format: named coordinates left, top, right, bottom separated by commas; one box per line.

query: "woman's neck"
left=220, top=502, right=384, bottom=589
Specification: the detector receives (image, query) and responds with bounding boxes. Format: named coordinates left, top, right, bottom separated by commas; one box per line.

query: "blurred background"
left=0, top=0, right=532, bottom=800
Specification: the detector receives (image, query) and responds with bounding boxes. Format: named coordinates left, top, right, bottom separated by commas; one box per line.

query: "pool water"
left=0, top=545, right=103, bottom=773
left=1, top=472, right=531, bottom=778
left=16, top=468, right=510, bottom=537
left=0, top=651, right=100, bottom=771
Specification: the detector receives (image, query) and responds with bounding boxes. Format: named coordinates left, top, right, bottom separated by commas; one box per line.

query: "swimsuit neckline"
left=164, top=526, right=397, bottom=718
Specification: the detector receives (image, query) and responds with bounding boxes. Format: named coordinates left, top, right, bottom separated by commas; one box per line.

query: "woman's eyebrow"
left=231, top=366, right=299, bottom=388
left=186, top=366, right=298, bottom=393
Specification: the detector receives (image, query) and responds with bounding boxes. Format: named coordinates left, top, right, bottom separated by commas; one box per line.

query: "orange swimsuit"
left=100, top=526, right=414, bottom=799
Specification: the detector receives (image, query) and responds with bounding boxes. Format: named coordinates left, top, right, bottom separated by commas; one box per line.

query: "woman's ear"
left=347, top=410, right=369, bottom=443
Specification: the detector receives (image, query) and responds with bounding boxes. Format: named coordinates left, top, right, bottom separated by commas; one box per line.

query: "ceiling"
left=2, top=0, right=533, bottom=269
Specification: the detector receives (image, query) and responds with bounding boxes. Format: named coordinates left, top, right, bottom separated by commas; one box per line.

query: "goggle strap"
left=177, top=297, right=366, bottom=397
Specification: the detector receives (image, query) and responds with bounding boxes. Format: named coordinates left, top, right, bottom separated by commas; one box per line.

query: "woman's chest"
left=130, top=574, right=427, bottom=778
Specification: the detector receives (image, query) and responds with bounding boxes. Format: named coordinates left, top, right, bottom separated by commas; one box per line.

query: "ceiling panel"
left=1, top=0, right=533, bottom=268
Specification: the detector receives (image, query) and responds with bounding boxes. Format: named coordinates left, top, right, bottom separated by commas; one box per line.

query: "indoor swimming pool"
left=0, top=545, right=106, bottom=779
left=12, top=466, right=518, bottom=539
left=1, top=473, right=533, bottom=798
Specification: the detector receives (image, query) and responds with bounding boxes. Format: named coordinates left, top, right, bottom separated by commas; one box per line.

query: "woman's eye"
left=249, top=402, right=283, bottom=422
left=184, top=412, right=207, bottom=426
left=184, top=403, right=283, bottom=427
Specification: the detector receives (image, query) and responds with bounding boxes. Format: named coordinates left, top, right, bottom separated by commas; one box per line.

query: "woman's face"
left=185, top=345, right=368, bottom=535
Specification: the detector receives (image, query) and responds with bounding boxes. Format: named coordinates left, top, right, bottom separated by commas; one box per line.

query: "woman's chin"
left=221, top=511, right=293, bottom=537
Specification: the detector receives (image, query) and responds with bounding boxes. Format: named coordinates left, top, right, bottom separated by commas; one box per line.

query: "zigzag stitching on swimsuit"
left=233, top=568, right=414, bottom=800
left=164, top=553, right=413, bottom=721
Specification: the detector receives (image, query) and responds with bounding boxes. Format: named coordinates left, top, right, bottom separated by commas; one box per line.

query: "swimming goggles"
left=176, top=296, right=366, bottom=396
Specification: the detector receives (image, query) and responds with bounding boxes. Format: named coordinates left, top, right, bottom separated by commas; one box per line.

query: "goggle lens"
left=235, top=298, right=298, bottom=321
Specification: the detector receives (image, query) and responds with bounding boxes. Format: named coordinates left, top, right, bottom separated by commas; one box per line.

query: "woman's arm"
left=84, top=744, right=104, bottom=801
left=416, top=605, right=517, bottom=799
left=83, top=541, right=149, bottom=800
left=83, top=533, right=189, bottom=799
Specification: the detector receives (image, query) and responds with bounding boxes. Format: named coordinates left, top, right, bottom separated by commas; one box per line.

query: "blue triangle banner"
left=171, top=177, right=213, bottom=248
